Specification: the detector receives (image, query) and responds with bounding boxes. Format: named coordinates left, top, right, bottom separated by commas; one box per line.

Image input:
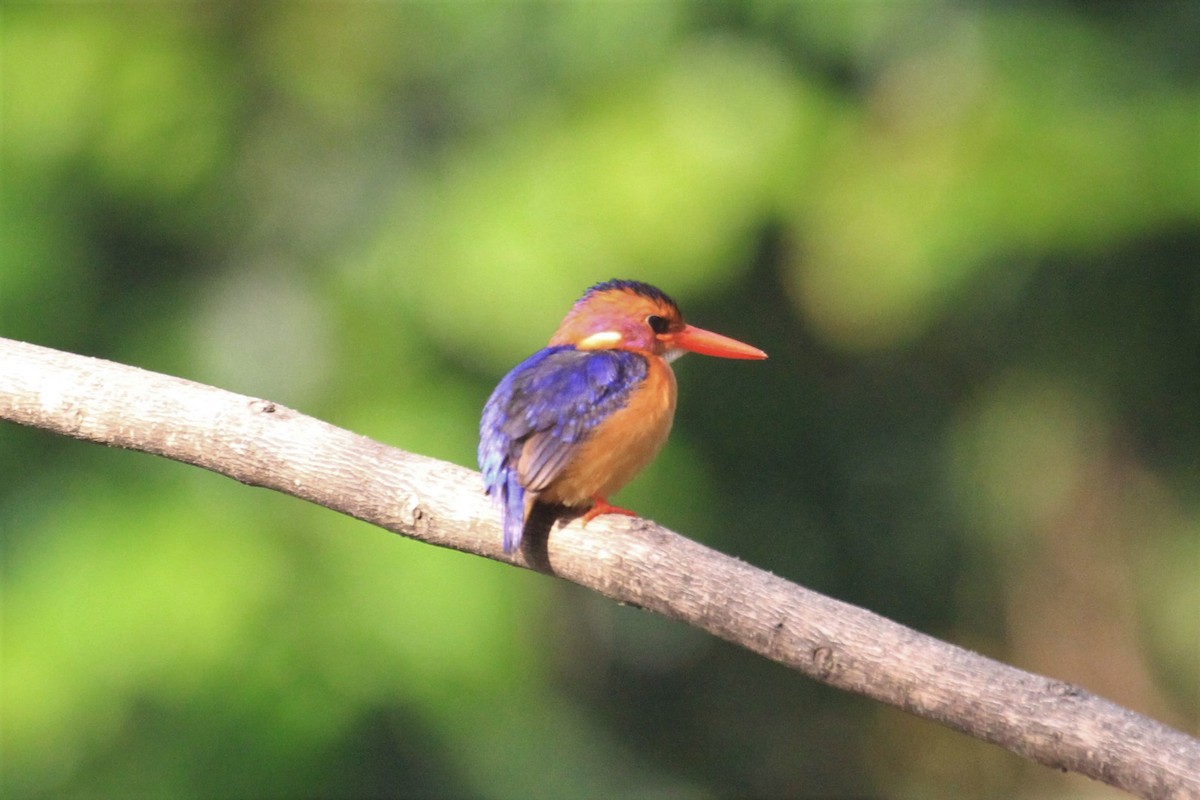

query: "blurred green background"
left=2, top=3, right=1197, bottom=798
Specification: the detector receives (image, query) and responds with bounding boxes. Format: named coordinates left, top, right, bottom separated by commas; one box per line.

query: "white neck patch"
left=577, top=330, right=623, bottom=349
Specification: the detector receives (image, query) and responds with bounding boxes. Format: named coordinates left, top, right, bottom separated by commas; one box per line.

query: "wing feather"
left=478, top=346, right=648, bottom=551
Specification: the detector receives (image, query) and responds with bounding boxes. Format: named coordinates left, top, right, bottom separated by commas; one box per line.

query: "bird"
left=478, top=279, right=767, bottom=553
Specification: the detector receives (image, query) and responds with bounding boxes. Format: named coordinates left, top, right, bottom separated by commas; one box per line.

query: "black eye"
left=646, top=314, right=671, bottom=334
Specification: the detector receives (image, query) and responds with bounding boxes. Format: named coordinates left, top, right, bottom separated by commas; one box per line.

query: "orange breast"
left=538, top=356, right=677, bottom=508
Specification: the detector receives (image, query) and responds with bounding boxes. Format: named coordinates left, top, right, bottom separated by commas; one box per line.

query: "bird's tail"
left=502, top=473, right=525, bottom=554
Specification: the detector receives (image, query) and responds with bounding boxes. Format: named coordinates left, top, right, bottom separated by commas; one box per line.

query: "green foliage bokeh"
left=2, top=4, right=1197, bottom=798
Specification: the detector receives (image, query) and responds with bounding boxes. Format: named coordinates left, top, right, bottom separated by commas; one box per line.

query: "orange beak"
left=668, top=324, right=767, bottom=360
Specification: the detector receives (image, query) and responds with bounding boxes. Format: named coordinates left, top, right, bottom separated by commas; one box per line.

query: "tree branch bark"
left=1, top=336, right=1196, bottom=799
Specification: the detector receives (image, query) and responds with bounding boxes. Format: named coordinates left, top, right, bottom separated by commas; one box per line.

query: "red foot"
left=581, top=495, right=639, bottom=526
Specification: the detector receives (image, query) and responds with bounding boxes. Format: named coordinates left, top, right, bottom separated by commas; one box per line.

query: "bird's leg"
left=580, top=495, right=639, bottom=526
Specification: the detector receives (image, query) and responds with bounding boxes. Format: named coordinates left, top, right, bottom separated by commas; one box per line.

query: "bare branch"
left=2, top=336, right=1197, bottom=799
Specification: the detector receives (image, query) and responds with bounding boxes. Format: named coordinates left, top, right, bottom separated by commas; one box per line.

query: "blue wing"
left=478, top=346, right=648, bottom=553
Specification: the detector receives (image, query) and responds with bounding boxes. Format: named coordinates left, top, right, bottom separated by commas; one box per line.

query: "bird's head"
left=549, top=279, right=767, bottom=362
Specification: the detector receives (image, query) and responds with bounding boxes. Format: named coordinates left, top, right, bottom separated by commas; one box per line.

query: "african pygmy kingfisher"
left=479, top=279, right=767, bottom=553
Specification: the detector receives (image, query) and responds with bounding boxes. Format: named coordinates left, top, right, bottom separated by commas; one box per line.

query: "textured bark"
left=2, top=336, right=1197, bottom=799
